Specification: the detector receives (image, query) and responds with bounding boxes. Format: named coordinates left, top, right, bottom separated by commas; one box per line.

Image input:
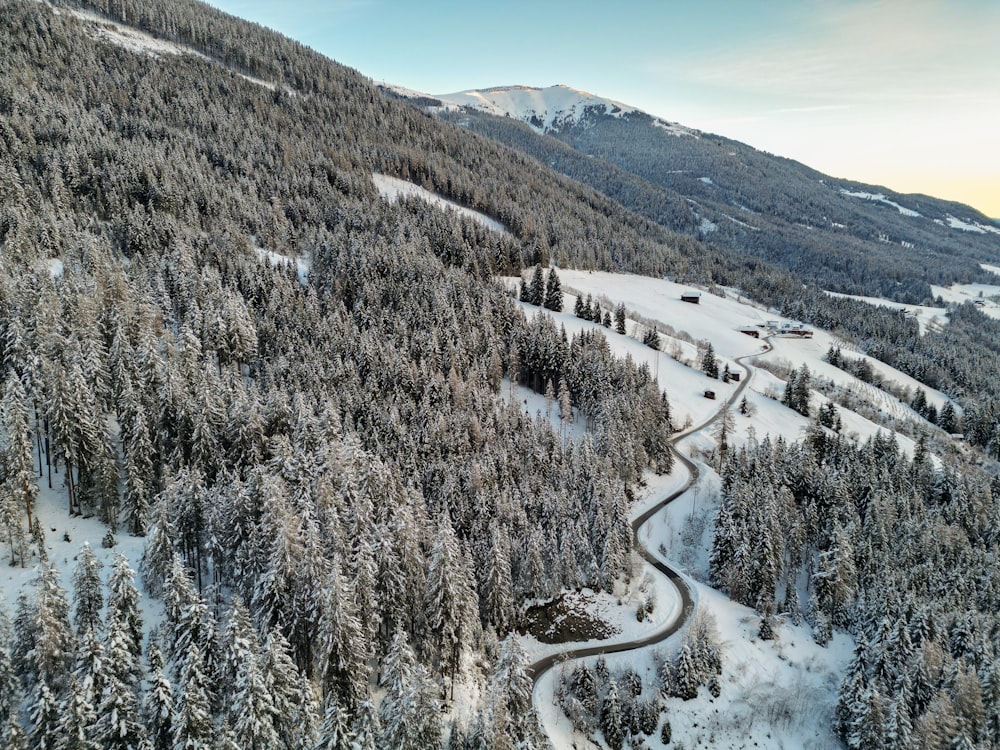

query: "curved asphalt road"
left=526, top=341, right=772, bottom=742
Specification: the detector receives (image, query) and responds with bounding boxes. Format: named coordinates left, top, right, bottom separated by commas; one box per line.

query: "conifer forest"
left=1, top=1, right=999, bottom=748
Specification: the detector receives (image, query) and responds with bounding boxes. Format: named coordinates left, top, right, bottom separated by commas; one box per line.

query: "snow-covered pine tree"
left=106, top=555, right=143, bottom=669
left=488, top=634, right=539, bottom=748
left=141, top=503, right=177, bottom=599
left=28, top=681, right=61, bottom=750
left=350, top=700, right=381, bottom=750
left=72, top=543, right=103, bottom=638
left=314, top=697, right=353, bottom=750
left=600, top=679, right=625, bottom=750
left=542, top=268, right=563, bottom=312
left=219, top=599, right=280, bottom=750
left=316, top=556, right=369, bottom=711
left=527, top=266, right=545, bottom=307
left=482, top=526, right=514, bottom=634
left=614, top=303, right=626, bottom=334
left=57, top=674, right=99, bottom=750
left=94, top=589, right=146, bottom=750
left=2, top=377, right=38, bottom=553
left=423, top=516, right=479, bottom=698
left=142, top=642, right=173, bottom=750
left=172, top=642, right=214, bottom=750
left=700, top=341, right=719, bottom=379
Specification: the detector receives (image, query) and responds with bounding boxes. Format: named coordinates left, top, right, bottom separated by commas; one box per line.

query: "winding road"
left=526, top=343, right=771, bottom=744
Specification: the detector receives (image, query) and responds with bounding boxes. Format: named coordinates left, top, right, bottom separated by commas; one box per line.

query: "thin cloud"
left=657, top=0, right=1000, bottom=105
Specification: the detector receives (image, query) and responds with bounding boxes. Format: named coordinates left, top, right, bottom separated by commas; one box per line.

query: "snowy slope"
left=557, top=269, right=954, bottom=415
left=373, top=173, right=509, bottom=234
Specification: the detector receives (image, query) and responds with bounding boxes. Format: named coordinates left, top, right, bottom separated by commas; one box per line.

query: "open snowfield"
left=931, top=281, right=1000, bottom=320
left=839, top=189, right=921, bottom=217
left=558, top=269, right=953, bottom=416
left=372, top=173, right=509, bottom=234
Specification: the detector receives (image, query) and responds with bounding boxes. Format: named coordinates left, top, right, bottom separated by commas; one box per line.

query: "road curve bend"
left=526, top=344, right=770, bottom=743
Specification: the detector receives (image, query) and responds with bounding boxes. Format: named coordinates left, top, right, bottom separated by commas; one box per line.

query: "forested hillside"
left=0, top=1, right=680, bottom=745
left=713, top=431, right=1000, bottom=747
left=3, top=0, right=1000, bottom=747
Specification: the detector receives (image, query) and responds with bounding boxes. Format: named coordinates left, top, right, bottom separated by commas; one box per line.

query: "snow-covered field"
left=931, top=281, right=1000, bottom=320
left=557, top=269, right=952, bottom=416
left=372, top=173, right=509, bottom=234
left=939, top=214, right=1000, bottom=235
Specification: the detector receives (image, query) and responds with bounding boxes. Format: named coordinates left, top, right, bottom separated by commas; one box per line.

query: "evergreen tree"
left=542, top=268, right=563, bottom=312
left=423, top=517, right=479, bottom=698
left=28, top=682, right=60, bottom=750
left=142, top=644, right=173, bottom=750
left=700, top=342, right=719, bottom=378
left=314, top=697, right=353, bottom=750
left=642, top=327, right=661, bottom=350
left=614, top=303, right=627, bottom=335
left=72, top=544, right=103, bottom=638
left=316, top=558, right=368, bottom=711
left=223, top=601, right=280, bottom=750
left=56, top=675, right=99, bottom=750
left=1, top=377, right=37, bottom=556
left=601, top=680, right=625, bottom=750
left=488, top=635, right=539, bottom=749
left=172, top=642, right=214, bottom=750
left=527, top=266, right=545, bottom=307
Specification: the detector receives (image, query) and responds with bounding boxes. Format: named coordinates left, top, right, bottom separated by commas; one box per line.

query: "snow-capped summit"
left=436, top=84, right=644, bottom=134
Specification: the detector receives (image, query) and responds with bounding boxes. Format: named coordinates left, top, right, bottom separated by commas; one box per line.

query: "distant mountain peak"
left=435, top=83, right=696, bottom=137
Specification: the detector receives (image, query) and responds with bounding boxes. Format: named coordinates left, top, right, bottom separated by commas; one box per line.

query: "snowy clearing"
left=500, top=378, right=588, bottom=443
left=372, top=173, right=509, bottom=234
left=931, top=281, right=1000, bottom=320
left=0, top=461, right=163, bottom=649
left=943, top=214, right=1000, bottom=234
left=839, top=189, right=920, bottom=217
left=651, top=118, right=700, bottom=138
left=62, top=5, right=206, bottom=59
left=254, top=246, right=310, bottom=285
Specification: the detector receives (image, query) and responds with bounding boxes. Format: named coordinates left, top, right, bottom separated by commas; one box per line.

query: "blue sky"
left=207, top=1, right=1000, bottom=216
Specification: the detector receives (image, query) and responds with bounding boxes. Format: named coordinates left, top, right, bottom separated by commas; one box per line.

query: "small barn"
left=729, top=371, right=741, bottom=382
left=703, top=389, right=716, bottom=400
left=739, top=325, right=760, bottom=338
left=681, top=291, right=701, bottom=304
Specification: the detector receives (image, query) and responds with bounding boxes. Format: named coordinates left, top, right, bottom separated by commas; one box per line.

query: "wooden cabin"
left=704, top=389, right=716, bottom=400
left=681, top=291, right=701, bottom=304
left=739, top=325, right=760, bottom=338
